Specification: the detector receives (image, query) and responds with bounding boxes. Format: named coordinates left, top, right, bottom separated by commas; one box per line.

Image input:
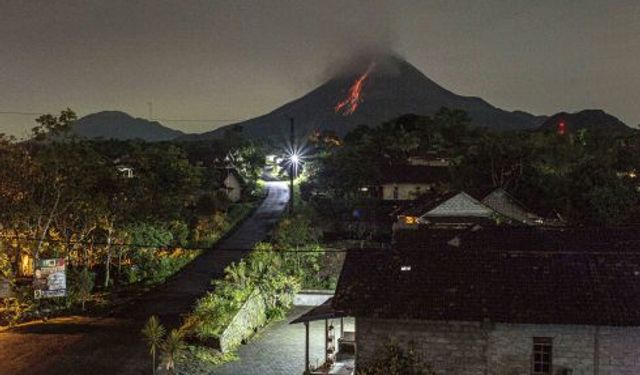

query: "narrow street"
left=0, top=181, right=289, bottom=375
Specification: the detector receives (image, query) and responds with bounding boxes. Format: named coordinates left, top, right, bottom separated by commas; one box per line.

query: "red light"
left=558, top=121, right=566, bottom=135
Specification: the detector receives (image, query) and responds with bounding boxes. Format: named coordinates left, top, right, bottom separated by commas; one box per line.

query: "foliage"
left=187, top=345, right=238, bottom=365
left=68, top=267, right=95, bottom=311
left=162, top=328, right=186, bottom=373
left=273, top=213, right=320, bottom=250
left=356, top=342, right=435, bottom=375
left=0, top=109, right=266, bottom=324
left=142, top=315, right=166, bottom=375
left=0, top=249, right=11, bottom=280
left=184, top=242, right=301, bottom=349
left=311, top=108, right=640, bottom=226
left=126, top=248, right=200, bottom=285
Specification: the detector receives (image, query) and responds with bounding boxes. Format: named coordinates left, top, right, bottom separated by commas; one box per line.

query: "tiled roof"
left=334, top=227, right=640, bottom=326
left=396, top=188, right=544, bottom=225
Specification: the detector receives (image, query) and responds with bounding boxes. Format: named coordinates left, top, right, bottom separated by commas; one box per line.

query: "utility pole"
left=289, top=117, right=295, bottom=213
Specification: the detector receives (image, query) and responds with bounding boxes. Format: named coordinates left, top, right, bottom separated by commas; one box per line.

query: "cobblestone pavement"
left=206, top=306, right=355, bottom=375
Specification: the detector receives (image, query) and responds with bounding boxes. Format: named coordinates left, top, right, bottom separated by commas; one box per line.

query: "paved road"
left=0, top=181, right=289, bottom=375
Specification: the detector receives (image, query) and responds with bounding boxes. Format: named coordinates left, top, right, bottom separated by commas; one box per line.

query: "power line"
left=1, top=236, right=352, bottom=253
left=0, top=110, right=245, bottom=123
left=151, top=118, right=244, bottom=123
left=0, top=111, right=45, bottom=116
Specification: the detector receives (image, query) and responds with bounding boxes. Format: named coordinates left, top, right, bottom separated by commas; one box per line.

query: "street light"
left=290, top=153, right=300, bottom=165
left=286, top=151, right=302, bottom=213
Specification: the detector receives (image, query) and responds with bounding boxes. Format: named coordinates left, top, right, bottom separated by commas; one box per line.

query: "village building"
left=116, top=165, right=134, bottom=178
left=113, top=156, right=135, bottom=178
left=330, top=226, right=640, bottom=375
left=216, top=166, right=244, bottom=203
left=373, top=164, right=450, bottom=201
left=393, top=188, right=546, bottom=231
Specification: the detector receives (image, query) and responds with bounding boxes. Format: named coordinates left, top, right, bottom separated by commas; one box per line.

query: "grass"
left=187, top=345, right=238, bottom=365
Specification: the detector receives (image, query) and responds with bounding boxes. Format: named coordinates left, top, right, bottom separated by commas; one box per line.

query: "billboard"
left=33, top=258, right=66, bottom=299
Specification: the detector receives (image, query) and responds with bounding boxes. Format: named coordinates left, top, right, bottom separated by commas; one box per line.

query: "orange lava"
left=334, top=63, right=375, bottom=116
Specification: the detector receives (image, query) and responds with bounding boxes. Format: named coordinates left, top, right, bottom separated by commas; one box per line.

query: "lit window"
left=532, top=337, right=552, bottom=374
left=403, top=216, right=418, bottom=225
left=400, top=265, right=411, bottom=271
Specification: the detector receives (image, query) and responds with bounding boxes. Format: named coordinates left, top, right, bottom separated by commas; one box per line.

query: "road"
left=0, top=181, right=289, bottom=375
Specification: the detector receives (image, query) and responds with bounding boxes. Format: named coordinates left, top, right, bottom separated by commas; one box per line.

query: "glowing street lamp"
left=285, top=118, right=309, bottom=212
left=286, top=150, right=303, bottom=212
left=290, top=153, right=300, bottom=165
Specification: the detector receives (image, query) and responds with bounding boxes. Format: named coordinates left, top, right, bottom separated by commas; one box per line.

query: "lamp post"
left=289, top=117, right=295, bottom=213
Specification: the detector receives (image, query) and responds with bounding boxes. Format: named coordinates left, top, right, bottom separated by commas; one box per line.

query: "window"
left=532, top=337, right=552, bottom=374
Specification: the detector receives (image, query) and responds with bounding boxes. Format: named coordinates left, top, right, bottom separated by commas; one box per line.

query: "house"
left=116, top=165, right=134, bottom=178
left=216, top=167, right=244, bottom=203
left=332, top=226, right=640, bottom=374
left=113, top=156, right=135, bottom=178
left=393, top=188, right=546, bottom=230
left=375, top=165, right=450, bottom=201
left=406, top=155, right=451, bottom=167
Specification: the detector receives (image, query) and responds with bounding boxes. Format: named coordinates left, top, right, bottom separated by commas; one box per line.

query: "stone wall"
left=598, top=326, right=640, bottom=375
left=357, top=318, right=487, bottom=375
left=356, top=318, right=640, bottom=375
left=218, top=289, right=267, bottom=353
left=487, top=323, right=595, bottom=375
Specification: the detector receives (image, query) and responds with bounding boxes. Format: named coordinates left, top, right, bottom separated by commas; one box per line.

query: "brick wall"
left=356, top=318, right=640, bottom=375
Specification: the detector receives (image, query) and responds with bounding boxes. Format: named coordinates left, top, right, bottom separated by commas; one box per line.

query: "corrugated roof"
left=334, top=227, right=640, bottom=326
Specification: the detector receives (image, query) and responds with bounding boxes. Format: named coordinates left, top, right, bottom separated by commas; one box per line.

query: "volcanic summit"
left=191, top=55, right=546, bottom=140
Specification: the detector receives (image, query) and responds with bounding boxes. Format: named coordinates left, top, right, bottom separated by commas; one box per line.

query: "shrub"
left=184, top=242, right=301, bottom=349
left=356, top=342, right=435, bottom=375
left=126, top=248, right=199, bottom=285
left=68, top=267, right=95, bottom=311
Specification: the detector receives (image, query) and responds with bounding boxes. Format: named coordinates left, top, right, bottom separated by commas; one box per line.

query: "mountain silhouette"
left=185, top=54, right=546, bottom=141
left=73, top=111, right=184, bottom=141
left=538, top=109, right=631, bottom=134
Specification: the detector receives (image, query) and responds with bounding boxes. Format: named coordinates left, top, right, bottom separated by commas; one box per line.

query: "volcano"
left=187, top=55, right=546, bottom=141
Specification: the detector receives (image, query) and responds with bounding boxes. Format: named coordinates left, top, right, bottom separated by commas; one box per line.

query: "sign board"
left=33, top=258, right=66, bottom=299
left=0, top=277, right=11, bottom=298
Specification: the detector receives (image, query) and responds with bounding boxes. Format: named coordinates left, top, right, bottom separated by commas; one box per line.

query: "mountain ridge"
left=73, top=111, right=185, bottom=141
left=181, top=55, right=547, bottom=141
left=538, top=109, right=631, bottom=134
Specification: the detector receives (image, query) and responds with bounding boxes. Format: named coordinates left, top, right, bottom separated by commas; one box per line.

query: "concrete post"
left=305, top=321, right=310, bottom=373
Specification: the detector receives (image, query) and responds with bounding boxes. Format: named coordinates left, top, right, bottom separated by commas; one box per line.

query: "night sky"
left=1, top=0, right=639, bottom=138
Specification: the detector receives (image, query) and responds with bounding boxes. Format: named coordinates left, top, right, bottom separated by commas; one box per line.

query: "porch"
left=291, top=298, right=356, bottom=375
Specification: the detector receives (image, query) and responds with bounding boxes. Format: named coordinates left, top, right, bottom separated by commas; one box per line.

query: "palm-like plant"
left=162, top=328, right=186, bottom=373
left=141, top=315, right=165, bottom=375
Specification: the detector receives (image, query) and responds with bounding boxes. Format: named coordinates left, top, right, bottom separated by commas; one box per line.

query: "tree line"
left=308, top=107, right=640, bottom=226
left=0, top=109, right=265, bottom=322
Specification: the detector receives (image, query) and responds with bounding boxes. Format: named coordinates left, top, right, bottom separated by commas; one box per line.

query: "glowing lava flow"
left=334, top=63, right=375, bottom=116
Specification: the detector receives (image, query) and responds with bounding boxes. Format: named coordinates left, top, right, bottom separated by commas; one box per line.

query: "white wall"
left=224, top=174, right=242, bottom=202
left=381, top=183, right=432, bottom=200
